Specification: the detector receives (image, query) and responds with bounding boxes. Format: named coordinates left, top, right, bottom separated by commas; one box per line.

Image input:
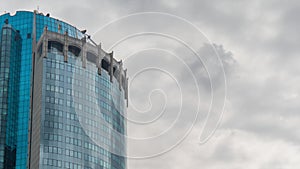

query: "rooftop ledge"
left=35, top=27, right=128, bottom=102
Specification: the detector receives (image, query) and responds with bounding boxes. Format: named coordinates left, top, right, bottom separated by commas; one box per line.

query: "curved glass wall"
left=0, top=10, right=126, bottom=169
left=37, top=42, right=126, bottom=169
left=0, top=11, right=84, bottom=169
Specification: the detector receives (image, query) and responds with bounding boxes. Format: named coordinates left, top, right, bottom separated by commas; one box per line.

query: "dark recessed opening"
left=87, top=52, right=97, bottom=64
left=101, top=59, right=109, bottom=72
left=68, top=45, right=81, bottom=57
left=48, top=41, right=63, bottom=53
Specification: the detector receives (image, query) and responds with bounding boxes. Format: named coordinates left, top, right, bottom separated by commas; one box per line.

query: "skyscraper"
left=0, top=10, right=128, bottom=169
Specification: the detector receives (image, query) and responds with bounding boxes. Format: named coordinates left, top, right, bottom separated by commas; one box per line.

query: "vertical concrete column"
left=28, top=10, right=38, bottom=169
left=42, top=27, right=48, bottom=58
left=125, top=75, right=129, bottom=107
left=81, top=37, right=87, bottom=68
left=97, top=43, right=101, bottom=75
left=63, top=31, right=68, bottom=62
left=58, top=24, right=62, bottom=34
left=109, top=51, right=114, bottom=82
left=118, top=61, right=123, bottom=90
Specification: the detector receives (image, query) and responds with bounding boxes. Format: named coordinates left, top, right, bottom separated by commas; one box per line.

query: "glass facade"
left=0, top=23, right=22, bottom=169
left=34, top=43, right=126, bottom=169
left=0, top=10, right=127, bottom=169
left=0, top=12, right=33, bottom=169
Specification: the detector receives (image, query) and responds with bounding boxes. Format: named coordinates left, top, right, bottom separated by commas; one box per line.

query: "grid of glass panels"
left=38, top=42, right=126, bottom=169
left=0, top=11, right=85, bottom=169
left=0, top=12, right=33, bottom=168
left=0, top=24, right=22, bottom=169
left=36, top=14, right=83, bottom=41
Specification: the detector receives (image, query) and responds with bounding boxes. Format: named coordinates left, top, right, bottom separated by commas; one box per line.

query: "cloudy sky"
left=1, top=0, right=300, bottom=169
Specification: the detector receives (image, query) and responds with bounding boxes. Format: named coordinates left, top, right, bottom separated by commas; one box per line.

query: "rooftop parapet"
left=35, top=26, right=128, bottom=101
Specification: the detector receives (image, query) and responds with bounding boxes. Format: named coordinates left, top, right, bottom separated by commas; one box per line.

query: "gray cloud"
left=1, top=0, right=299, bottom=168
